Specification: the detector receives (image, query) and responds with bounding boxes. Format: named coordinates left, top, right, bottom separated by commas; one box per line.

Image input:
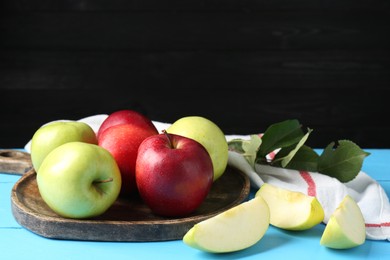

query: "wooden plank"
left=1, top=12, right=389, bottom=51
left=2, top=0, right=390, bottom=12
left=1, top=50, right=389, bottom=90
left=1, top=3, right=388, bottom=149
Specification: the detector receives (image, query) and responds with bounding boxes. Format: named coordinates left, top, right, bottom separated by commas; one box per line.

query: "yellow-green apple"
left=30, top=121, right=98, bottom=172
left=183, top=196, right=270, bottom=253
left=97, top=109, right=158, bottom=140
left=166, top=116, right=228, bottom=181
left=98, top=123, right=158, bottom=196
left=255, top=183, right=324, bottom=230
left=135, top=131, right=214, bottom=217
left=37, top=142, right=122, bottom=219
left=320, top=195, right=366, bottom=249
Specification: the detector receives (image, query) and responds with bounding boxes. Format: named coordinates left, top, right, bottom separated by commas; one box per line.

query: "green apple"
left=183, top=196, right=270, bottom=253
left=255, top=183, right=324, bottom=230
left=37, top=142, right=122, bottom=219
left=320, top=195, right=366, bottom=249
left=31, top=121, right=98, bottom=171
left=167, top=116, right=228, bottom=181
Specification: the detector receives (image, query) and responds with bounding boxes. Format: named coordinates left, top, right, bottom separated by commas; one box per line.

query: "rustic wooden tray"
left=11, top=165, right=250, bottom=242
left=0, top=149, right=32, bottom=175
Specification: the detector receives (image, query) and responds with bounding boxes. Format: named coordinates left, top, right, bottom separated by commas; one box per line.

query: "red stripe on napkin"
left=299, top=171, right=317, bottom=197
left=268, top=151, right=276, bottom=159
left=366, top=222, right=390, bottom=227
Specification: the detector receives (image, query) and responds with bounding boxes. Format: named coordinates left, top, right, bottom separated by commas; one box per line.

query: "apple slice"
left=183, top=196, right=270, bottom=253
left=320, top=195, right=366, bottom=249
left=255, top=183, right=324, bottom=230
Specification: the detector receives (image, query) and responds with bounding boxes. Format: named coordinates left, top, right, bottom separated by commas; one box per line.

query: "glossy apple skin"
left=37, top=142, right=122, bottom=219
left=97, top=109, right=158, bottom=140
left=98, top=124, right=158, bottom=196
left=135, top=133, right=214, bottom=217
left=30, top=121, right=98, bottom=172
left=167, top=116, right=229, bottom=182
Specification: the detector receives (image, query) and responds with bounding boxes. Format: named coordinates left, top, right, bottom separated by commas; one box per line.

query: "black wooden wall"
left=1, top=1, right=389, bottom=148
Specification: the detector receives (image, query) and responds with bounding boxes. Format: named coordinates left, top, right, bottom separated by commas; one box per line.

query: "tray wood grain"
left=0, top=149, right=32, bottom=175
left=11, top=165, right=250, bottom=242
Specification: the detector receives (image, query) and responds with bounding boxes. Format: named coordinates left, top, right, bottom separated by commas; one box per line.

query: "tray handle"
left=0, top=149, right=32, bottom=175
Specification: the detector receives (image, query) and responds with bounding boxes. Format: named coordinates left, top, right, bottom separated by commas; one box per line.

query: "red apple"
left=135, top=131, right=214, bottom=217
left=98, top=124, right=158, bottom=196
left=97, top=109, right=158, bottom=140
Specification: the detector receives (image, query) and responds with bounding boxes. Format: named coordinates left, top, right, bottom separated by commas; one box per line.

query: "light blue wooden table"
left=1, top=149, right=389, bottom=259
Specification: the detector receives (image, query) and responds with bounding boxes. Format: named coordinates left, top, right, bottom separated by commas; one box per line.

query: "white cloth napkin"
left=24, top=115, right=390, bottom=241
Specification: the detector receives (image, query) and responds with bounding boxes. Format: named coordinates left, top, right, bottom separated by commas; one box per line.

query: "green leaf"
left=318, top=140, right=371, bottom=182
left=275, top=145, right=319, bottom=172
left=271, top=128, right=313, bottom=167
left=228, top=119, right=370, bottom=184
left=228, top=135, right=262, bottom=169
left=257, top=119, right=305, bottom=158
left=242, top=135, right=262, bottom=168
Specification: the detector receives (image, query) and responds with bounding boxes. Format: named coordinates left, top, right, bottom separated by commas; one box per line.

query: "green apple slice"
left=320, top=195, right=366, bottom=249
left=255, top=183, right=324, bottom=230
left=183, top=196, right=270, bottom=253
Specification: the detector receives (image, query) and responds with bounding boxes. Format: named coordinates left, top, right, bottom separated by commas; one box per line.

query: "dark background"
left=1, top=1, right=389, bottom=149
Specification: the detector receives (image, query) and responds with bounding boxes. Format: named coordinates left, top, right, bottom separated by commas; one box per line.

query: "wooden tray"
left=0, top=149, right=32, bottom=175
left=11, top=165, right=250, bottom=242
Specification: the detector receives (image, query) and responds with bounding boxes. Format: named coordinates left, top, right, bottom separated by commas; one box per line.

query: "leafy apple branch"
left=228, top=119, right=370, bottom=183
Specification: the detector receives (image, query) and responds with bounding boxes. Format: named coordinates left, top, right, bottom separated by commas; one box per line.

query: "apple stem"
left=162, top=129, right=174, bottom=149
left=93, top=178, right=113, bottom=184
